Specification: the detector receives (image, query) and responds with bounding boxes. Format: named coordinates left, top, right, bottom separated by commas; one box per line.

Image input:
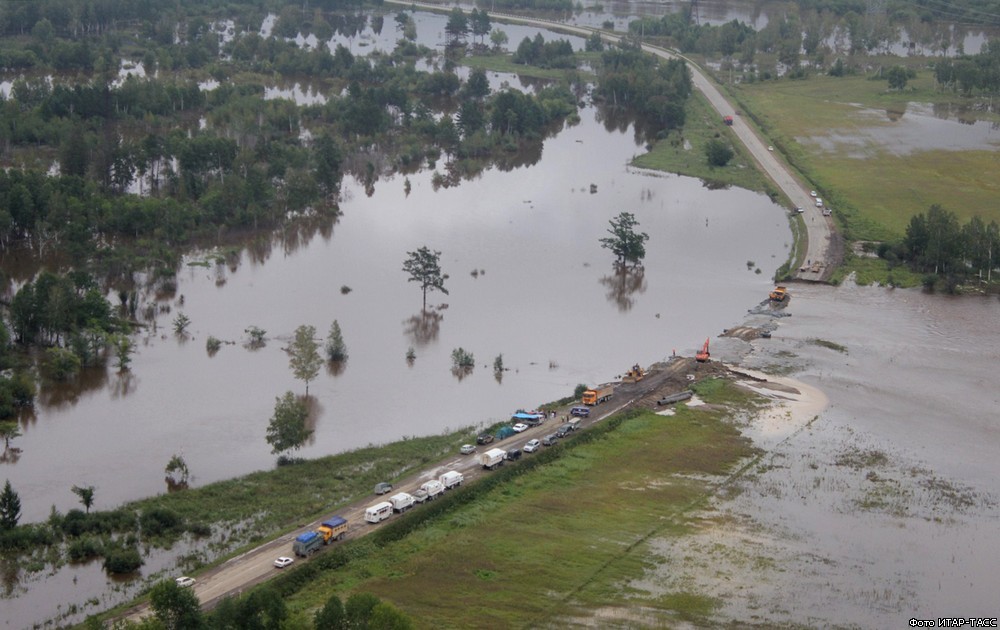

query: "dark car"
left=374, top=482, right=393, bottom=495
left=555, top=424, right=573, bottom=438
left=570, top=406, right=590, bottom=417
left=476, top=433, right=494, bottom=445
left=542, top=434, right=559, bottom=446
left=506, top=448, right=522, bottom=461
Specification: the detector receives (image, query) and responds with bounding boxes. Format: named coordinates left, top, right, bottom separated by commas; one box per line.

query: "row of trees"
left=596, top=41, right=692, bottom=130
left=894, top=204, right=999, bottom=281
left=142, top=581, right=412, bottom=629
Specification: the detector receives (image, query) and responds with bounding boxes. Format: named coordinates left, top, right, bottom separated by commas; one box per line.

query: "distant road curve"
left=386, top=0, right=835, bottom=281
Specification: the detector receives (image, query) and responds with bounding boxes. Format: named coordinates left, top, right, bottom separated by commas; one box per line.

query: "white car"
left=815, top=198, right=823, bottom=207
left=795, top=207, right=804, bottom=214
left=274, top=557, right=294, bottom=569
left=460, top=444, right=475, bottom=455
left=175, top=576, right=195, bottom=588
left=523, top=439, right=541, bottom=453
left=512, top=423, right=528, bottom=433
left=810, top=190, right=817, bottom=197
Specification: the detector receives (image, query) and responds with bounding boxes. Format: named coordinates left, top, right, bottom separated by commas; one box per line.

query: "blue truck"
left=292, top=531, right=323, bottom=557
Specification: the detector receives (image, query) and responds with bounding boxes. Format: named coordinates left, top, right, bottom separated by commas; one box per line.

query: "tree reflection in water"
left=402, top=308, right=444, bottom=346
left=599, top=264, right=647, bottom=312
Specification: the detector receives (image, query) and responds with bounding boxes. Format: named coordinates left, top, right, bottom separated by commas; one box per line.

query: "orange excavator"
left=695, top=338, right=710, bottom=362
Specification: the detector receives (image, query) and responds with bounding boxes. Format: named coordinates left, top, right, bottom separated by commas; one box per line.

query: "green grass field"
left=733, top=72, right=1000, bottom=240
left=282, top=381, right=762, bottom=628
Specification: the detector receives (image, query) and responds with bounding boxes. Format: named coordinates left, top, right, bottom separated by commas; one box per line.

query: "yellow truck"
left=769, top=286, right=788, bottom=301
left=582, top=384, right=614, bottom=406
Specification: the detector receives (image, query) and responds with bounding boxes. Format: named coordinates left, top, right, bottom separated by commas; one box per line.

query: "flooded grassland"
left=632, top=282, right=1000, bottom=627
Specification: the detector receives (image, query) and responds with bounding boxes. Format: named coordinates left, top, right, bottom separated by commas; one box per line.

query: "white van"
left=421, top=479, right=445, bottom=500
left=439, top=470, right=464, bottom=490
left=567, top=417, right=582, bottom=431
left=364, top=501, right=393, bottom=524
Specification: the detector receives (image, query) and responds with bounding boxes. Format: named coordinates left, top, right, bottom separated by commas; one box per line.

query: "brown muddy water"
left=1, top=98, right=789, bottom=625
left=634, top=281, right=1000, bottom=627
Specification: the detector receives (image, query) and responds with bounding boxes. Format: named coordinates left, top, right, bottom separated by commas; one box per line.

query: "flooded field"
left=636, top=281, right=1000, bottom=626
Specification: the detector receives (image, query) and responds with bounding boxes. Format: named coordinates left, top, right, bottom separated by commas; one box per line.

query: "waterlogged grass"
left=807, top=338, right=848, bottom=354
left=282, top=383, right=761, bottom=627
left=733, top=73, right=1000, bottom=242
left=830, top=254, right=923, bottom=287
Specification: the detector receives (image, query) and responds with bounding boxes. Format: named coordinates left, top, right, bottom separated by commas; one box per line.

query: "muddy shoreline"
left=632, top=281, right=1000, bottom=627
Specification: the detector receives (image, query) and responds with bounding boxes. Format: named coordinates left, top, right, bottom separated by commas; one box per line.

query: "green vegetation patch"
left=734, top=73, right=1000, bottom=242
left=633, top=91, right=773, bottom=194
left=806, top=338, right=847, bottom=354
left=282, top=382, right=760, bottom=627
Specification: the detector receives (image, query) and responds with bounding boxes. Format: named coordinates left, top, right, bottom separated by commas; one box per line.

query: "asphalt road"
left=389, top=0, right=834, bottom=281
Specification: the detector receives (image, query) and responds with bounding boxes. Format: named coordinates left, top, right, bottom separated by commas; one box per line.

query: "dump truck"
left=582, top=384, right=614, bottom=406
left=622, top=364, right=645, bottom=383
left=292, top=531, right=323, bottom=557
left=316, top=516, right=348, bottom=543
left=479, top=447, right=507, bottom=470
left=770, top=286, right=788, bottom=301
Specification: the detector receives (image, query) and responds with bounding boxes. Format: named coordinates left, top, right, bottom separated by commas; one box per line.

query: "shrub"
left=68, top=536, right=103, bottom=562
left=103, top=546, right=143, bottom=574
left=140, top=507, right=183, bottom=537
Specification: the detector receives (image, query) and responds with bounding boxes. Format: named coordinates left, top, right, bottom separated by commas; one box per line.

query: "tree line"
left=877, top=204, right=1000, bottom=287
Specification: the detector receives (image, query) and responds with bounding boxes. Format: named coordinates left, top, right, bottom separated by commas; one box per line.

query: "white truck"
left=389, top=492, right=415, bottom=513
left=439, top=470, right=464, bottom=489
left=479, top=447, right=507, bottom=470
left=420, top=479, right=445, bottom=500
left=365, top=501, right=393, bottom=524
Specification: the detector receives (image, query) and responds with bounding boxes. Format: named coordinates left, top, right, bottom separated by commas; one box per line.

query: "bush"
left=140, top=507, right=183, bottom=537
left=103, top=547, right=143, bottom=574
left=68, top=536, right=103, bottom=562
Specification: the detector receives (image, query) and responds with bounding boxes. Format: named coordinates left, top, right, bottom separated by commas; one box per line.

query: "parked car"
left=542, top=434, right=559, bottom=446
left=570, top=406, right=590, bottom=417
left=795, top=206, right=804, bottom=214
left=506, top=448, right=522, bottom=461
left=523, top=439, right=541, bottom=453
left=810, top=190, right=817, bottom=197
left=512, top=423, right=528, bottom=433
left=274, top=557, right=294, bottom=569
left=555, top=424, right=573, bottom=438
left=374, top=482, right=393, bottom=495
left=815, top=198, right=823, bottom=207
left=460, top=444, right=476, bottom=455
left=476, top=433, right=494, bottom=445
left=175, top=576, right=196, bottom=588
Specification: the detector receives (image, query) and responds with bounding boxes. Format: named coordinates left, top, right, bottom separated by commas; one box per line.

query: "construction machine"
left=622, top=364, right=645, bottom=383
left=695, top=338, right=710, bottom=362
left=769, top=285, right=788, bottom=302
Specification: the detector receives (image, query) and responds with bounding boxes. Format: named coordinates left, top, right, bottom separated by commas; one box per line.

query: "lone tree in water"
left=0, top=421, right=21, bottom=451
left=266, top=391, right=312, bottom=455
left=403, top=247, right=448, bottom=311
left=0, top=480, right=21, bottom=530
left=600, top=212, right=649, bottom=268
left=325, top=320, right=348, bottom=362
left=72, top=484, right=96, bottom=513
left=288, top=325, right=322, bottom=395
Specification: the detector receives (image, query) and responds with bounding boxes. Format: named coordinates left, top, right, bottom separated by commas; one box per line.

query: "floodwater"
left=1, top=74, right=790, bottom=628
left=804, top=101, right=1000, bottom=157
left=637, top=281, right=1000, bottom=626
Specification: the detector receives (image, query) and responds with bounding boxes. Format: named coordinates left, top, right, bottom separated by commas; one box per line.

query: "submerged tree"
left=266, top=391, right=312, bottom=455
left=403, top=247, right=449, bottom=311
left=600, top=212, right=650, bottom=268
left=71, top=484, right=96, bottom=513
left=325, top=320, right=348, bottom=362
left=288, top=325, right=322, bottom=395
left=165, top=455, right=190, bottom=487
left=0, top=421, right=22, bottom=451
left=0, top=480, right=21, bottom=530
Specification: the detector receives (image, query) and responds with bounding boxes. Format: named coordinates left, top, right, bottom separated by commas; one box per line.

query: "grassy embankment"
left=730, top=71, right=999, bottom=285
left=269, top=378, right=763, bottom=628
